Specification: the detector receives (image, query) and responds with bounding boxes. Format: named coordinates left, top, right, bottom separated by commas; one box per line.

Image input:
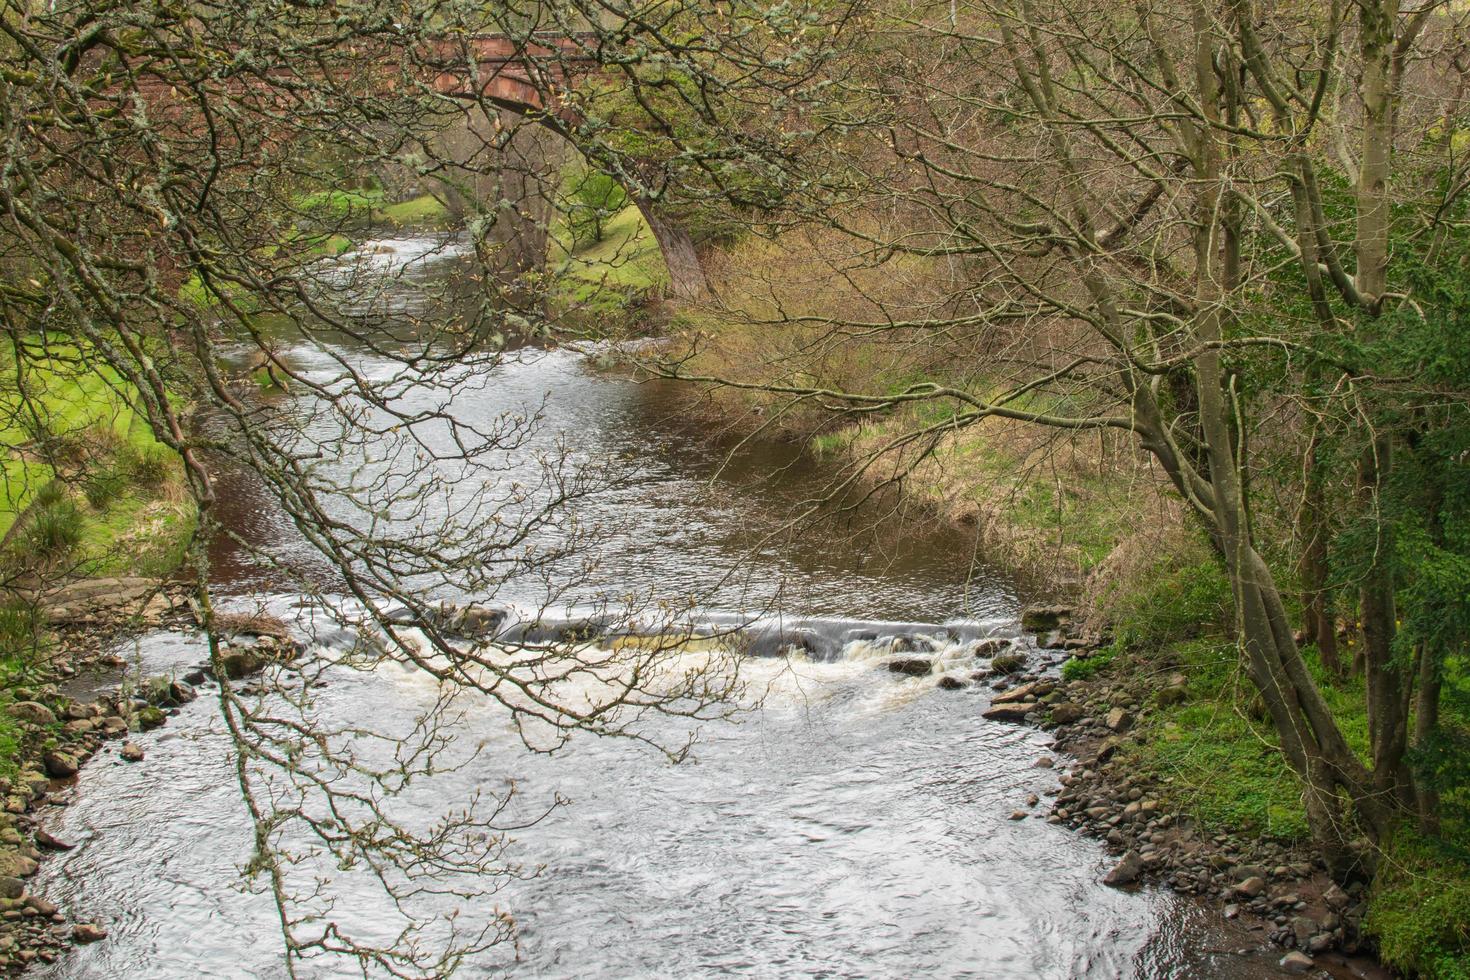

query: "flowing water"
left=32, top=236, right=1289, bottom=978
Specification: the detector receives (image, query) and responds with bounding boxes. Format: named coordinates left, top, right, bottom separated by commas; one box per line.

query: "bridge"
left=424, top=34, right=712, bottom=300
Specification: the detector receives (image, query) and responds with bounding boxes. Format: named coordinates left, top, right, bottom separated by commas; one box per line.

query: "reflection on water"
left=36, top=236, right=1286, bottom=978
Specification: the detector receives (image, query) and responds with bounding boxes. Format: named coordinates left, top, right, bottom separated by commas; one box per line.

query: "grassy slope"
left=0, top=350, right=194, bottom=576
left=549, top=203, right=668, bottom=315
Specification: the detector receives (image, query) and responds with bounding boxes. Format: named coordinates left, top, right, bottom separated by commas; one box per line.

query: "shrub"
left=124, top=444, right=173, bottom=489
left=1368, top=831, right=1470, bottom=979
left=1107, top=551, right=1232, bottom=652
left=21, top=495, right=82, bottom=557
left=83, top=468, right=127, bottom=508
left=1062, top=648, right=1116, bottom=681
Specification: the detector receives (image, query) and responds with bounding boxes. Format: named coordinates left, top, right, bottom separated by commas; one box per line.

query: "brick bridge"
left=422, top=33, right=710, bottom=299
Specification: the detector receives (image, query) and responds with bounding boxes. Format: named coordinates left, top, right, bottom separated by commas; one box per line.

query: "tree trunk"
left=1357, top=435, right=1417, bottom=813
left=1300, top=429, right=1342, bottom=674
left=1415, top=644, right=1442, bottom=835
left=632, top=196, right=710, bottom=300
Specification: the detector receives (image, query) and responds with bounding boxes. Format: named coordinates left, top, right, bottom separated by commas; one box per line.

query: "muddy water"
left=33, top=237, right=1286, bottom=978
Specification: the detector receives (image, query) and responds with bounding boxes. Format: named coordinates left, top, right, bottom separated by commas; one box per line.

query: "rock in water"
left=1103, top=850, right=1145, bottom=886
left=990, top=653, right=1025, bottom=674
left=120, top=743, right=144, bottom=763
left=1279, top=951, right=1314, bottom=973
left=72, top=923, right=107, bottom=944
left=883, top=656, right=934, bottom=677
left=982, top=702, right=1037, bottom=722
left=34, top=829, right=73, bottom=851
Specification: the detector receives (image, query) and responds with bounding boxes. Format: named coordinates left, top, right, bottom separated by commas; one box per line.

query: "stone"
left=884, top=656, right=935, bottom=677
left=8, top=703, right=55, bottom=727
left=120, top=743, right=144, bottom=763
left=1020, top=605, right=1072, bottom=632
left=1034, top=756, right=1055, bottom=768
left=1104, top=850, right=1145, bottom=886
left=33, top=830, right=72, bottom=851
left=220, top=647, right=264, bottom=679
left=935, top=674, right=967, bottom=691
left=1308, top=932, right=1334, bottom=954
left=1234, top=876, right=1266, bottom=898
left=990, top=654, right=1025, bottom=675
left=1279, top=951, right=1314, bottom=974
left=0, top=879, right=21, bottom=901
left=23, top=895, right=57, bottom=917
left=136, top=706, right=166, bottom=731
left=1105, top=708, right=1134, bottom=732
left=993, top=680, right=1051, bottom=705
left=1049, top=702, right=1086, bottom=725
left=982, top=702, right=1037, bottom=723
left=0, top=854, right=38, bottom=879
left=72, top=923, right=107, bottom=944
left=1008, top=810, right=1027, bottom=821
left=1323, top=882, right=1350, bottom=910
left=41, top=753, right=77, bottom=779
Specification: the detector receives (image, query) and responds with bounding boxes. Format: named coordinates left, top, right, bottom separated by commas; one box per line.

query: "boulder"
left=219, top=647, right=264, bottom=679
left=1104, top=850, right=1145, bottom=886
left=990, top=654, right=1025, bottom=675
left=1021, top=605, right=1073, bottom=632
left=936, top=674, right=968, bottom=691
left=1234, top=876, right=1266, bottom=898
left=8, top=703, right=55, bottom=727
left=34, top=830, right=72, bottom=852
left=0, top=879, right=21, bottom=901
left=136, top=707, right=166, bottom=731
left=120, top=742, right=144, bottom=763
left=971, top=638, right=1010, bottom=656
left=1049, top=702, right=1086, bottom=725
left=1106, top=708, right=1134, bottom=732
left=24, top=895, right=58, bottom=917
left=41, top=753, right=77, bottom=779
left=994, top=680, right=1054, bottom=704
left=142, top=676, right=198, bottom=707
left=884, top=656, right=935, bottom=677
left=0, top=853, right=38, bottom=878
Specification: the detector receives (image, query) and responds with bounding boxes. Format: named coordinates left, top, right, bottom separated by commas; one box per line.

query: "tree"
left=638, top=0, right=1470, bottom=875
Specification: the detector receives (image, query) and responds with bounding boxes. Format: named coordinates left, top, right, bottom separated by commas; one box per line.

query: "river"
left=33, top=235, right=1286, bottom=978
